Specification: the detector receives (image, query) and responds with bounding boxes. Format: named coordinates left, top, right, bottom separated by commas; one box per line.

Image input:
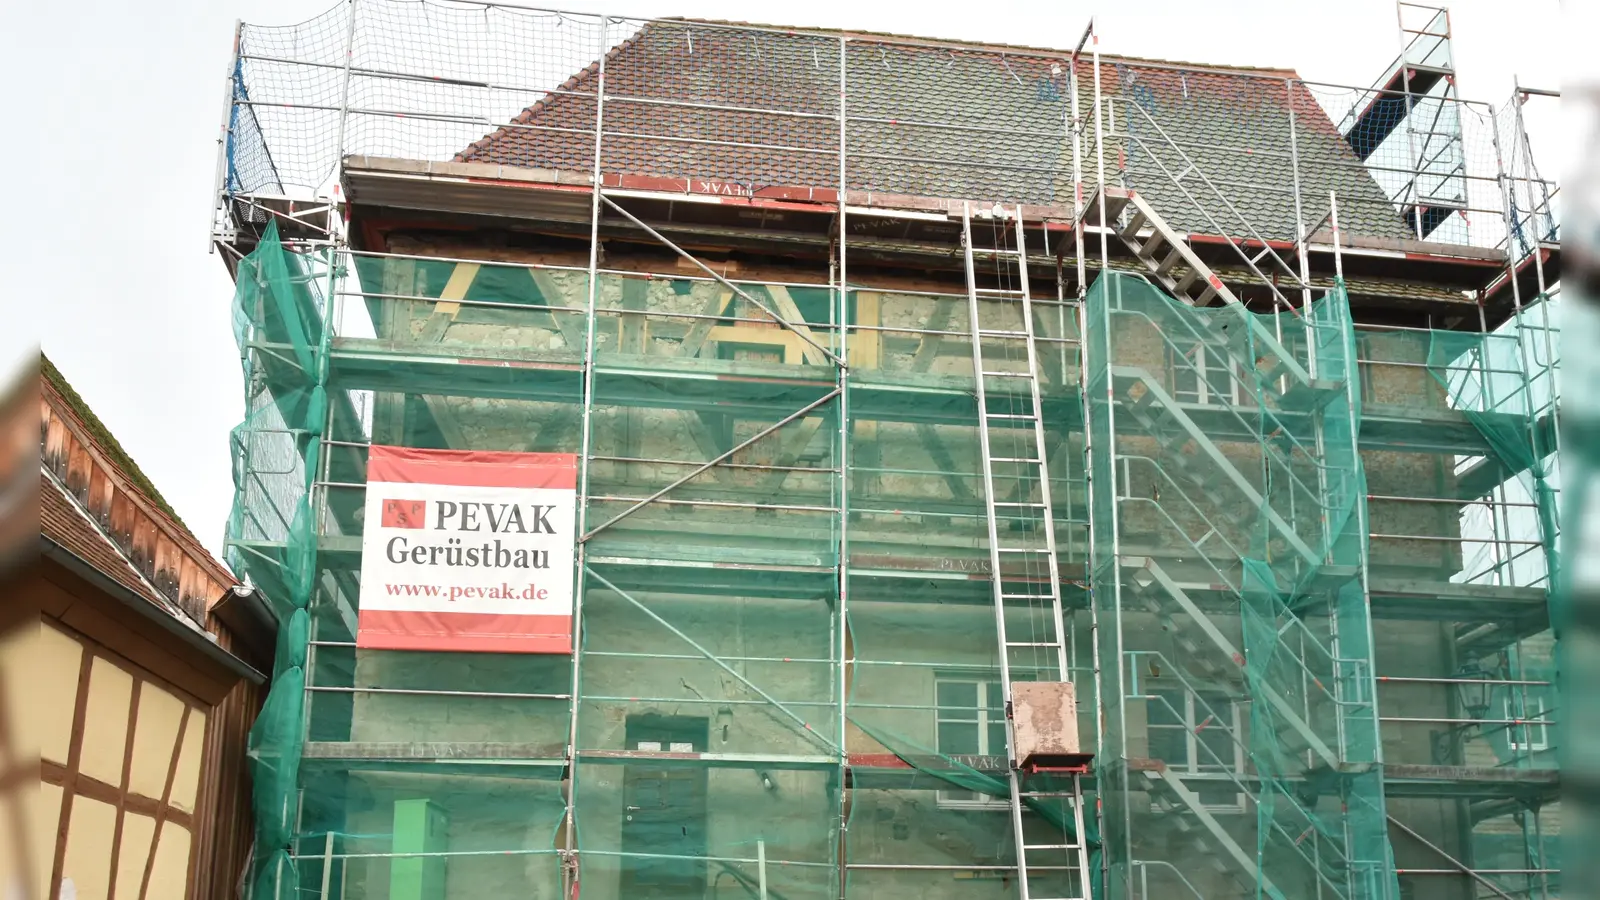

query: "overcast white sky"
left=3, top=0, right=1574, bottom=559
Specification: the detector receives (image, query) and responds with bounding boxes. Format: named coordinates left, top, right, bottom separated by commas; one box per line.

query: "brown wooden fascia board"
left=40, top=383, right=236, bottom=593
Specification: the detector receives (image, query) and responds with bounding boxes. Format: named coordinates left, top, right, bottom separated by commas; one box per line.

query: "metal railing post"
left=562, top=12, right=609, bottom=891
left=833, top=33, right=851, bottom=900
left=210, top=19, right=244, bottom=249
left=332, top=0, right=358, bottom=196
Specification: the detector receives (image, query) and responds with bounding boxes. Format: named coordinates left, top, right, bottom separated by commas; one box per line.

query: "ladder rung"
left=1006, top=641, right=1060, bottom=647
left=1023, top=843, right=1082, bottom=851
left=976, top=287, right=1027, bottom=295
left=977, top=328, right=1028, bottom=337
left=1139, top=228, right=1168, bottom=259
left=984, top=413, right=1037, bottom=420
left=1000, top=593, right=1053, bottom=600
left=989, top=456, right=1042, bottom=463
left=996, top=547, right=1050, bottom=553
left=981, top=370, right=1034, bottom=377
left=992, top=501, right=1047, bottom=508
left=1118, top=208, right=1148, bottom=241
left=1156, top=245, right=1184, bottom=275
left=1019, top=791, right=1078, bottom=799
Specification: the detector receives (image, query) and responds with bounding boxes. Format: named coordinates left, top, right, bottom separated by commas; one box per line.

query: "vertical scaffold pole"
left=1512, top=79, right=1559, bottom=452
left=1330, top=191, right=1344, bottom=281
left=834, top=32, right=851, bottom=900
left=1396, top=1, right=1425, bottom=239
left=1091, top=31, right=1109, bottom=274
left=210, top=19, right=243, bottom=250
left=1487, top=100, right=1548, bottom=532
left=1067, top=29, right=1107, bottom=900
left=1285, top=79, right=1316, bottom=346
left=563, top=12, right=609, bottom=895
left=294, top=222, right=341, bottom=849
left=1089, top=23, right=1130, bottom=894
left=333, top=0, right=358, bottom=197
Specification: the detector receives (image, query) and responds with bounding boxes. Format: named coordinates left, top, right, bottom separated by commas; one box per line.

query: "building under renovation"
left=213, top=2, right=1562, bottom=898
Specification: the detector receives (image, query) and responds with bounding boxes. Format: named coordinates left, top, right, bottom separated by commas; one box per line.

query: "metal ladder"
left=961, top=203, right=1090, bottom=900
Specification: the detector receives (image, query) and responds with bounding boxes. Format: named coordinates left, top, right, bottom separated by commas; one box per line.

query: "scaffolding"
left=216, top=3, right=1563, bottom=899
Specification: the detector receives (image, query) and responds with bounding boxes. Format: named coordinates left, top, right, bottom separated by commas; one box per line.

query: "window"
left=1167, top=343, right=1248, bottom=407
left=1146, top=686, right=1245, bottom=811
left=934, top=678, right=1010, bottom=808
left=1503, top=694, right=1550, bottom=753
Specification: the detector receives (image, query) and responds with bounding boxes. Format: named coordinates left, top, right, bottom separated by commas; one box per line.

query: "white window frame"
left=1170, top=343, right=1249, bottom=408
left=1504, top=694, right=1550, bottom=753
left=1147, top=686, right=1246, bottom=813
left=933, top=676, right=1011, bottom=810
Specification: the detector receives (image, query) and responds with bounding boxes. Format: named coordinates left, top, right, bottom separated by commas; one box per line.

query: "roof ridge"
left=39, top=352, right=228, bottom=580
left=664, top=16, right=1299, bottom=76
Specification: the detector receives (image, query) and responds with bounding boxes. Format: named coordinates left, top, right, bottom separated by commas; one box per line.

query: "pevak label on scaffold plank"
left=356, top=445, right=577, bottom=653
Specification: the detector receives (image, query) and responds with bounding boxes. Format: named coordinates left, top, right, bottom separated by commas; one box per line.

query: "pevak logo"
left=382, top=498, right=427, bottom=529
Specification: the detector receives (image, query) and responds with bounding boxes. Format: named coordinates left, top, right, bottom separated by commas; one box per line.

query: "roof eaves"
left=39, top=525, right=266, bottom=686
left=41, top=469, right=193, bottom=622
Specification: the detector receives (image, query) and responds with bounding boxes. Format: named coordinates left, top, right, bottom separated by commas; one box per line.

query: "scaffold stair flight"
left=1078, top=185, right=1340, bottom=411
left=1100, top=315, right=1366, bottom=896
left=962, top=203, right=1091, bottom=900
left=1081, top=167, right=1385, bottom=897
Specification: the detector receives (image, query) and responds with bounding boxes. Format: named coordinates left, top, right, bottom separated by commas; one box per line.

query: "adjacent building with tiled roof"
left=26, top=354, right=277, bottom=900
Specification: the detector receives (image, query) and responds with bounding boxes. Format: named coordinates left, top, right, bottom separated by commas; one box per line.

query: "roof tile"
left=459, top=20, right=1409, bottom=242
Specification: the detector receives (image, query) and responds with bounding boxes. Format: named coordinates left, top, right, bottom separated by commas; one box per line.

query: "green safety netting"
left=845, top=578, right=1098, bottom=900
left=1084, top=272, right=1395, bottom=900
left=226, top=221, right=328, bottom=897
left=1558, top=294, right=1591, bottom=900
left=1363, top=313, right=1561, bottom=773
left=228, top=228, right=1108, bottom=899
left=1422, top=324, right=1559, bottom=590
left=1408, top=307, right=1562, bottom=898
left=225, top=222, right=1563, bottom=900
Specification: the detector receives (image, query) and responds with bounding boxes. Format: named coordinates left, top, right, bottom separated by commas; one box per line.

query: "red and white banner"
left=356, top=445, right=577, bottom=653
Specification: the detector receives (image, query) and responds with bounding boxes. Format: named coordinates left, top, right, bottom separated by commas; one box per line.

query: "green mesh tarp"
left=227, top=217, right=1570, bottom=900
left=227, top=222, right=328, bottom=897
left=225, top=216, right=1568, bottom=900
left=1084, top=272, right=1395, bottom=900
left=228, top=223, right=1113, bottom=897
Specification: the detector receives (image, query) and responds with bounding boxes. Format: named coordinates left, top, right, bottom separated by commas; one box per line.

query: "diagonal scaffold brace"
left=598, top=192, right=848, bottom=369
left=578, top=387, right=842, bottom=543
left=584, top=565, right=841, bottom=755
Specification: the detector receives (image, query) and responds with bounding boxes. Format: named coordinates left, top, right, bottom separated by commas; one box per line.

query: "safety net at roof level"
left=227, top=222, right=1103, bottom=899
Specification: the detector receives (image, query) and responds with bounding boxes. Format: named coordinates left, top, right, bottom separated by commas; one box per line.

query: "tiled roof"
left=458, top=20, right=1408, bottom=241
left=42, top=472, right=176, bottom=616
left=40, top=354, right=237, bottom=624
left=41, top=354, right=187, bottom=530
